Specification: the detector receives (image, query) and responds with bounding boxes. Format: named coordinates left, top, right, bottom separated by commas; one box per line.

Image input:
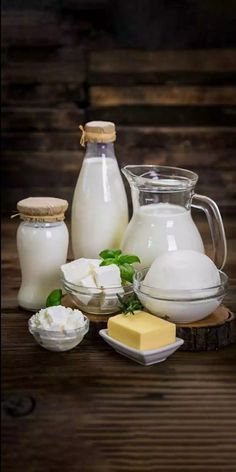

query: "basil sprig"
left=46, top=288, right=62, bottom=307
left=99, top=249, right=140, bottom=283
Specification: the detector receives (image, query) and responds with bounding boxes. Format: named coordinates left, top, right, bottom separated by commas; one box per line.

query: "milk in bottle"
left=72, top=121, right=128, bottom=258
left=16, top=197, right=69, bottom=311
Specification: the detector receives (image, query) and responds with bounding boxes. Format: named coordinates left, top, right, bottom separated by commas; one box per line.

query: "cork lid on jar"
left=17, top=197, right=68, bottom=222
left=79, top=121, right=116, bottom=146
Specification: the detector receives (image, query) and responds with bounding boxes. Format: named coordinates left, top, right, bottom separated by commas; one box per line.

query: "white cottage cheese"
left=29, top=305, right=89, bottom=351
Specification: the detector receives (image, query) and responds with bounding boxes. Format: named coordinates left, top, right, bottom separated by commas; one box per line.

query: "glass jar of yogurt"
left=16, top=197, right=69, bottom=311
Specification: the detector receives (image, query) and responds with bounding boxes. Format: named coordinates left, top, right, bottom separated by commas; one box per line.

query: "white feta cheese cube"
left=75, top=275, right=100, bottom=306
left=61, top=258, right=101, bottom=284
left=100, top=286, right=124, bottom=310
left=94, top=264, right=121, bottom=288
left=45, top=306, right=69, bottom=331
left=79, top=275, right=97, bottom=289
left=88, top=259, right=101, bottom=273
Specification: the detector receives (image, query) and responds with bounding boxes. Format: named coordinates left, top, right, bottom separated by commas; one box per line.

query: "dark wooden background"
left=2, top=0, right=236, bottom=217
left=2, top=3, right=236, bottom=472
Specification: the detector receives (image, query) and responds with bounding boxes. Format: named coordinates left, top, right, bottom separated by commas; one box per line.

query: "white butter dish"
left=99, top=329, right=184, bottom=366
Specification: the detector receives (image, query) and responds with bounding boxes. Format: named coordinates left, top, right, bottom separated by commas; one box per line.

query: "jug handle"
left=191, top=194, right=227, bottom=270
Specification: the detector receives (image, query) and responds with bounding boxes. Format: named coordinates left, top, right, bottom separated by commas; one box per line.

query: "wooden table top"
left=2, top=217, right=236, bottom=472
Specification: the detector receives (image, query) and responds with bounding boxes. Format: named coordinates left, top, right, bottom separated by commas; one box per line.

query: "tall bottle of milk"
left=71, top=121, right=128, bottom=259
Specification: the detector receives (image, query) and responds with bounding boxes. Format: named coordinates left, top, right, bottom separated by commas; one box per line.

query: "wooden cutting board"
left=62, top=295, right=234, bottom=351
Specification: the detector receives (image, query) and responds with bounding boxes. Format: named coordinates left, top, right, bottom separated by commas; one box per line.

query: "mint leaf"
left=118, top=254, right=140, bottom=265
left=119, top=263, right=135, bottom=283
left=46, top=289, right=62, bottom=307
left=99, top=258, right=116, bottom=266
left=99, top=248, right=122, bottom=259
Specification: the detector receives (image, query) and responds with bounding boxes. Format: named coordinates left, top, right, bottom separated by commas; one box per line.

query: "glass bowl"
left=28, top=314, right=89, bottom=351
left=133, top=269, right=228, bottom=324
left=62, top=277, right=134, bottom=315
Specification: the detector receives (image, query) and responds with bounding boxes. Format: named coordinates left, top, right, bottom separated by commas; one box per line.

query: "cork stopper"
left=79, top=121, right=116, bottom=146
left=16, top=197, right=68, bottom=222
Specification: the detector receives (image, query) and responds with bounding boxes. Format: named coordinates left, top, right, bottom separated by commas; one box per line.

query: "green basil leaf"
left=99, top=248, right=122, bottom=259
left=99, top=258, right=116, bottom=266
left=119, top=263, right=135, bottom=283
left=46, top=289, right=62, bottom=307
left=117, top=254, right=141, bottom=265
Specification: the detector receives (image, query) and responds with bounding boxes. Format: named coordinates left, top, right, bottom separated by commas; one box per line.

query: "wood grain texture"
left=1, top=106, right=84, bottom=131
left=3, top=60, right=85, bottom=84
left=2, top=20, right=236, bottom=217
left=89, top=71, right=236, bottom=86
left=2, top=126, right=236, bottom=165
left=91, top=85, right=236, bottom=106
left=2, top=11, right=64, bottom=47
left=88, top=105, right=236, bottom=126
left=116, top=126, right=236, bottom=168
left=1, top=218, right=236, bottom=472
left=177, top=309, right=235, bottom=351
left=90, top=49, right=236, bottom=73
left=1, top=83, right=85, bottom=106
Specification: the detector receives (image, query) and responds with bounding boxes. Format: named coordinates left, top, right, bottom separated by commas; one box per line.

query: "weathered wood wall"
left=2, top=1, right=236, bottom=215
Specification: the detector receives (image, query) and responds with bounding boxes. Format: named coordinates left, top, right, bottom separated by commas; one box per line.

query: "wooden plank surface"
left=1, top=217, right=236, bottom=471
left=89, top=49, right=236, bottom=87
left=2, top=43, right=236, bottom=217
left=2, top=9, right=236, bottom=468
left=1, top=11, right=63, bottom=47
left=1, top=106, right=84, bottom=131
left=89, top=71, right=236, bottom=86
left=91, top=85, right=236, bottom=106
left=88, top=106, right=236, bottom=126
left=90, top=49, right=236, bottom=73
left=1, top=83, right=85, bottom=106
left=2, top=127, right=236, bottom=164
left=3, top=126, right=236, bottom=153
left=3, top=60, right=85, bottom=84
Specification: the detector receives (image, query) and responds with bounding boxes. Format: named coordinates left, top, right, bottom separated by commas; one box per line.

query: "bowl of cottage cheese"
left=28, top=305, right=89, bottom=351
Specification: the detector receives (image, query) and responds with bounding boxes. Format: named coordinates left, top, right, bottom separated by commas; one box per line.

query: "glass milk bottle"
left=16, top=197, right=69, bottom=311
left=71, top=121, right=128, bottom=258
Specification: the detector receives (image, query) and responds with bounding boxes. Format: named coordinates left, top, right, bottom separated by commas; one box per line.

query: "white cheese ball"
left=144, top=250, right=220, bottom=290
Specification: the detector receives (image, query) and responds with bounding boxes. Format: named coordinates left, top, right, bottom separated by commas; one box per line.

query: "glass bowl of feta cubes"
left=61, top=258, right=134, bottom=315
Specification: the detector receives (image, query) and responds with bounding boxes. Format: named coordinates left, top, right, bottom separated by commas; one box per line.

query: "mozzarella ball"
left=144, top=250, right=220, bottom=291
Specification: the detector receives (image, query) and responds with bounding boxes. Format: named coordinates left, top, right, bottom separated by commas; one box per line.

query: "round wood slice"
left=176, top=306, right=235, bottom=351
left=62, top=295, right=234, bottom=351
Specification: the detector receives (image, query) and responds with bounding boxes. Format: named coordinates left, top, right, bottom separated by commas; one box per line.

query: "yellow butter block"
left=108, top=311, right=176, bottom=350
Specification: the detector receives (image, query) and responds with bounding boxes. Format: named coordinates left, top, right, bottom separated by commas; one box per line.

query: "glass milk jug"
left=121, top=165, right=227, bottom=269
left=71, top=121, right=128, bottom=259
